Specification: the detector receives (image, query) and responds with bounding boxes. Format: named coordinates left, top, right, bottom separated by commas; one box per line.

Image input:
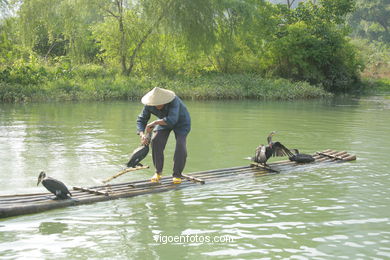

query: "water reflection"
left=39, top=222, right=68, bottom=235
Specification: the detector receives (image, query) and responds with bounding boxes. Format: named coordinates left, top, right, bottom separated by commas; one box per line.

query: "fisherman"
left=136, top=87, right=191, bottom=184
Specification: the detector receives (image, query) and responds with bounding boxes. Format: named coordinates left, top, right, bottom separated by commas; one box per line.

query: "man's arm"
left=145, top=99, right=180, bottom=132
left=136, top=106, right=151, bottom=134
left=146, top=119, right=167, bottom=133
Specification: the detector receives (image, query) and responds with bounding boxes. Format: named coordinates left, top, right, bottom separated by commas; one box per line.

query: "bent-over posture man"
left=136, top=87, right=191, bottom=184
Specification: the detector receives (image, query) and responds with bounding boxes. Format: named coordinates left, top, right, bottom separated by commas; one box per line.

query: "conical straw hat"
left=141, top=87, right=176, bottom=106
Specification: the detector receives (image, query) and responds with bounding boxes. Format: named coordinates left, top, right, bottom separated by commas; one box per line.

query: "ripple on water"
left=1, top=99, right=390, bottom=259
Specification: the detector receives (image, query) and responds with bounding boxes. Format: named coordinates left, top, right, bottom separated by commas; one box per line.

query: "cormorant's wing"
left=272, top=142, right=294, bottom=157
left=127, top=145, right=149, bottom=167
left=42, top=177, right=71, bottom=197
left=254, top=145, right=265, bottom=163
left=254, top=146, right=260, bottom=162
left=292, top=153, right=315, bottom=163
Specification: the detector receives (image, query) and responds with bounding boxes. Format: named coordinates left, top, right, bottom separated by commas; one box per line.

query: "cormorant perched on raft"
left=289, top=149, right=315, bottom=163
left=253, top=131, right=294, bottom=166
left=126, top=131, right=152, bottom=168
left=37, top=171, right=72, bottom=199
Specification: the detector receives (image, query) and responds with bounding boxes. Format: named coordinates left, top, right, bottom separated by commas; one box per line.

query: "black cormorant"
left=253, top=131, right=294, bottom=166
left=37, top=171, right=72, bottom=199
left=126, top=132, right=152, bottom=168
left=288, top=149, right=315, bottom=163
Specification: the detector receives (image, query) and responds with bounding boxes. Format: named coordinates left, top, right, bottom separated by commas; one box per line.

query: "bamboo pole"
left=73, top=186, right=109, bottom=196
left=344, top=155, right=356, bottom=161
left=316, top=151, right=346, bottom=160
left=250, top=162, right=280, bottom=173
left=84, top=166, right=252, bottom=190
left=102, top=165, right=149, bottom=184
left=182, top=175, right=205, bottom=184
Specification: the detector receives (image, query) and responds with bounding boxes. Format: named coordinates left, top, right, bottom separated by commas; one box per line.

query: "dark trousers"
left=151, top=130, right=188, bottom=177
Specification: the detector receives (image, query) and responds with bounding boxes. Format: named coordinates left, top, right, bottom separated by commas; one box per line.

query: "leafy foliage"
left=348, top=0, right=390, bottom=43
left=17, top=0, right=101, bottom=63
left=0, top=0, right=380, bottom=99
left=265, top=0, right=362, bottom=92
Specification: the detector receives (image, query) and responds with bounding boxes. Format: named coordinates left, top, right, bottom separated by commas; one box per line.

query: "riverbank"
left=0, top=71, right=332, bottom=102
left=359, top=78, right=390, bottom=95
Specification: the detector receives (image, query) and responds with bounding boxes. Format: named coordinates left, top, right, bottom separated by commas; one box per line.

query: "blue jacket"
left=136, top=96, right=191, bottom=135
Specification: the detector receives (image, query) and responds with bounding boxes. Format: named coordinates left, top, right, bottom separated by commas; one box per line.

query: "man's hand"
left=140, top=132, right=149, bottom=145
left=141, top=120, right=167, bottom=145
left=146, top=122, right=155, bottom=134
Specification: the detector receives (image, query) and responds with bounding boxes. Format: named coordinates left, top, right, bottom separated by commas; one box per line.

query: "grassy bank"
left=359, top=78, right=390, bottom=95
left=0, top=66, right=332, bottom=102
left=349, top=39, right=390, bottom=95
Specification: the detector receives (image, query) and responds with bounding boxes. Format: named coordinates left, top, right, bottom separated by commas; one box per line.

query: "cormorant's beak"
left=37, top=171, right=45, bottom=186
left=37, top=176, right=43, bottom=186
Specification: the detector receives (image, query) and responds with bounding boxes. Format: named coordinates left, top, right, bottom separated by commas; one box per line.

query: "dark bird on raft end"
left=126, top=131, right=152, bottom=168
left=253, top=131, right=294, bottom=166
left=37, top=171, right=72, bottom=199
left=288, top=149, right=315, bottom=163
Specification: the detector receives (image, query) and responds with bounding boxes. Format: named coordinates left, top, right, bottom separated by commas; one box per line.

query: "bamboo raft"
left=0, top=149, right=356, bottom=218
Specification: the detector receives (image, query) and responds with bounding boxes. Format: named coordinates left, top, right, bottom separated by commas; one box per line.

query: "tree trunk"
left=125, top=10, right=165, bottom=76
left=286, top=0, right=296, bottom=9
left=115, top=0, right=127, bottom=75
left=119, top=15, right=127, bottom=75
left=44, top=41, right=58, bottom=62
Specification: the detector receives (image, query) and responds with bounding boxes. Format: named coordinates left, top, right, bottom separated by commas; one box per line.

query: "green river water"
left=0, top=97, right=389, bottom=259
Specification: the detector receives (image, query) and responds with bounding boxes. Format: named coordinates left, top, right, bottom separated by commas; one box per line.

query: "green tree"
left=17, top=0, right=100, bottom=63
left=94, top=0, right=219, bottom=76
left=92, top=3, right=148, bottom=75
left=348, top=0, right=390, bottom=43
left=266, top=0, right=361, bottom=92
left=207, top=0, right=279, bottom=73
left=0, top=19, right=14, bottom=66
